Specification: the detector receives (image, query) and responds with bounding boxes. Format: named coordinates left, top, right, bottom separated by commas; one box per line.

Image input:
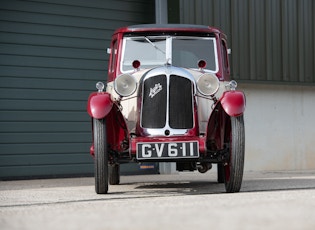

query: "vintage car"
left=87, top=24, right=246, bottom=194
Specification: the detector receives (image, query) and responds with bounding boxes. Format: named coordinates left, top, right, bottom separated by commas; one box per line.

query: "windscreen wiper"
left=144, top=37, right=166, bottom=54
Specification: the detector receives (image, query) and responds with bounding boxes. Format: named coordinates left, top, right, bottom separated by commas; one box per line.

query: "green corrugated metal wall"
left=180, top=0, right=315, bottom=84
left=0, top=0, right=154, bottom=179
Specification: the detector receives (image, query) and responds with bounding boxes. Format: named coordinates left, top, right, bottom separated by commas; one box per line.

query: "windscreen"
left=172, top=38, right=217, bottom=71
left=121, top=37, right=167, bottom=72
left=121, top=36, right=217, bottom=72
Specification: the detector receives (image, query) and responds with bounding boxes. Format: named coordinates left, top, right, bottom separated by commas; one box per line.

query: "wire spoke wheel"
left=93, top=118, right=108, bottom=194
left=224, top=115, right=245, bottom=193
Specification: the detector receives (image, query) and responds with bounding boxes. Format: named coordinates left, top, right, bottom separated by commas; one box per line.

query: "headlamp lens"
left=114, top=74, right=137, bottom=97
left=197, top=73, right=219, bottom=96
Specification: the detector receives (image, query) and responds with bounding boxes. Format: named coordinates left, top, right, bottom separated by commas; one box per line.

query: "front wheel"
left=93, top=118, right=108, bottom=194
left=224, top=115, right=245, bottom=193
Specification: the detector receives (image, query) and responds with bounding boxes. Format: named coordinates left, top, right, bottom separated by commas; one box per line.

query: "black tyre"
left=109, top=163, right=120, bottom=185
left=93, top=118, right=108, bottom=194
left=224, top=115, right=245, bottom=193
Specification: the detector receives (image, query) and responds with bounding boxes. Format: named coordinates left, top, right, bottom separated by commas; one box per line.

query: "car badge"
left=149, top=83, right=162, bottom=98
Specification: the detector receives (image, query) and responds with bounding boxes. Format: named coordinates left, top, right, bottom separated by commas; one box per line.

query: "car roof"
left=113, top=24, right=222, bottom=35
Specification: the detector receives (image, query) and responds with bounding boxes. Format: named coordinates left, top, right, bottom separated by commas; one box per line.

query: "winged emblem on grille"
left=149, top=83, right=162, bottom=98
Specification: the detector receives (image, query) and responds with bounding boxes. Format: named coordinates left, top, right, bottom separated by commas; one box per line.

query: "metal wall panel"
left=180, top=0, right=315, bottom=84
left=0, top=0, right=155, bottom=179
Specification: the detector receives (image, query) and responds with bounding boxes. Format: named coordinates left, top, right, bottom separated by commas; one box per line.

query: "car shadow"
left=134, top=180, right=225, bottom=195
left=132, top=177, right=315, bottom=196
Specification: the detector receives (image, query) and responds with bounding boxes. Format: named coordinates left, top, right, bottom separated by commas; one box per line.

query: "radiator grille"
left=141, top=74, right=194, bottom=130
left=141, top=75, right=167, bottom=128
left=169, top=75, right=193, bottom=128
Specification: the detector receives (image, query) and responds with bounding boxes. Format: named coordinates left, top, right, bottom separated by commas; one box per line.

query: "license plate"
left=136, top=141, right=199, bottom=160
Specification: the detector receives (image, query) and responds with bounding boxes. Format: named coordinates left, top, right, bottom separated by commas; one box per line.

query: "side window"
left=109, top=39, right=118, bottom=73
left=221, top=39, right=229, bottom=73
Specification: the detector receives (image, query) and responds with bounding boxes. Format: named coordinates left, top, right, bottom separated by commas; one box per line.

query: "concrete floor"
left=1, top=170, right=315, bottom=230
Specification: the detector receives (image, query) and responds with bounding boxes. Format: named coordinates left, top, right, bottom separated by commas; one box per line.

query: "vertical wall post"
left=155, top=0, right=168, bottom=24
left=156, top=0, right=176, bottom=174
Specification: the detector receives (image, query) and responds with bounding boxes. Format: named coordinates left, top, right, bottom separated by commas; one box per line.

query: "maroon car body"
left=87, top=24, right=246, bottom=194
